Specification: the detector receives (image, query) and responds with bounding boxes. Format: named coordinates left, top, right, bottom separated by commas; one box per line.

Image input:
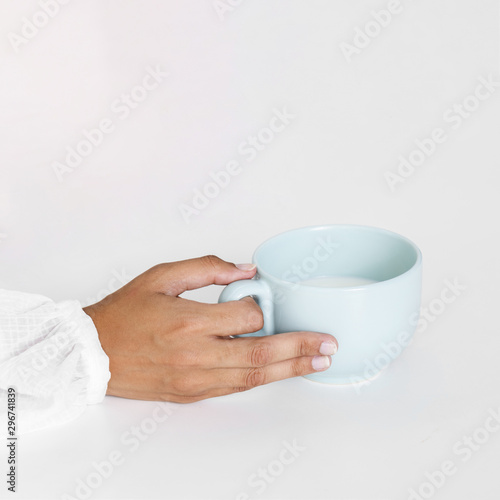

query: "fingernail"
left=312, top=355, right=331, bottom=371
left=320, top=341, right=338, bottom=355
left=236, top=263, right=256, bottom=271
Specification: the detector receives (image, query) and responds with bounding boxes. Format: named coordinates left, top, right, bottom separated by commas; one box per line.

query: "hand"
left=83, top=255, right=338, bottom=403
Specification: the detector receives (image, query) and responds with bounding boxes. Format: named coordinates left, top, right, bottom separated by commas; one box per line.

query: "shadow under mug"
left=218, top=224, right=422, bottom=384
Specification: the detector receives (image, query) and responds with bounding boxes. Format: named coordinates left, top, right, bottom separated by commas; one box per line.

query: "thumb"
left=153, top=255, right=257, bottom=296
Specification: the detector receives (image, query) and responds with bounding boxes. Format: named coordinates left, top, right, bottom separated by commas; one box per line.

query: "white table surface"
left=1, top=1, right=499, bottom=499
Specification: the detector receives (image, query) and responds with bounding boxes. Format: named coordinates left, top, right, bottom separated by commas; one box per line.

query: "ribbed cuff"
left=75, top=302, right=111, bottom=404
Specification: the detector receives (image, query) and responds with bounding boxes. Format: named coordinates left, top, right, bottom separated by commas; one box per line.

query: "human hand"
left=83, top=256, right=338, bottom=402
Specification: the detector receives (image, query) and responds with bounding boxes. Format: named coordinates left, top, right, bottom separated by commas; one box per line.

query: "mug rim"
left=252, top=224, right=422, bottom=290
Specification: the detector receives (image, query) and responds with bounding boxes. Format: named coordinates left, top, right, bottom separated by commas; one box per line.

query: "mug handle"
left=218, top=279, right=275, bottom=336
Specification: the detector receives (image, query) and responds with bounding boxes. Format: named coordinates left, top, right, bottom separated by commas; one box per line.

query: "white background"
left=0, top=1, right=499, bottom=499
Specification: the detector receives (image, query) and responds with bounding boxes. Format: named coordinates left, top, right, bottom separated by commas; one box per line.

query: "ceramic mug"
left=218, top=225, right=422, bottom=384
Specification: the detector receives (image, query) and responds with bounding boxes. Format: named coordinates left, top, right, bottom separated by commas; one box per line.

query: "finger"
left=119, top=352, right=332, bottom=402
left=148, top=255, right=257, bottom=295
left=197, top=297, right=264, bottom=337
left=158, top=296, right=262, bottom=338
left=210, top=331, right=338, bottom=368
left=207, top=355, right=333, bottom=390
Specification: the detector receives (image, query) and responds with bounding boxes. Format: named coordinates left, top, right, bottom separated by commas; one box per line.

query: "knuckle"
left=296, top=336, right=316, bottom=357
left=150, top=262, right=169, bottom=274
left=172, top=349, right=203, bottom=368
left=249, top=342, right=272, bottom=367
left=146, top=263, right=170, bottom=282
left=246, top=308, right=264, bottom=332
left=290, top=358, right=305, bottom=378
left=169, top=376, right=189, bottom=393
left=178, top=312, right=207, bottom=335
left=234, top=386, right=249, bottom=393
left=200, top=254, right=222, bottom=270
left=244, top=367, right=266, bottom=388
left=170, top=375, right=204, bottom=395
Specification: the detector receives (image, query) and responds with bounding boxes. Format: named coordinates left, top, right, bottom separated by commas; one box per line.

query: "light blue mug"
left=219, top=225, right=422, bottom=384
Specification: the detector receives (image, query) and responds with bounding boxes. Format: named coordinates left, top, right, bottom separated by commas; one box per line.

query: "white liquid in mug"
left=300, top=276, right=377, bottom=288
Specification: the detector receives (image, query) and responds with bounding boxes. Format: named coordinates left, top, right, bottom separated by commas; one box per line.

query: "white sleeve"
left=0, top=289, right=111, bottom=435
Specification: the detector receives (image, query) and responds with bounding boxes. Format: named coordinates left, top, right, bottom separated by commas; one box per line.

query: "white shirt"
left=0, top=289, right=110, bottom=434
